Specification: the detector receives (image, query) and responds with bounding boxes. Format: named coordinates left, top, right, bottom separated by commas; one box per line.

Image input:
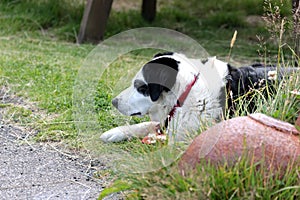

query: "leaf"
left=98, top=180, right=133, bottom=200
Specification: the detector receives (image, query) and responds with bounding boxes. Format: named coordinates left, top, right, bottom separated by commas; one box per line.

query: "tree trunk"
left=142, top=0, right=157, bottom=22
left=78, top=0, right=113, bottom=44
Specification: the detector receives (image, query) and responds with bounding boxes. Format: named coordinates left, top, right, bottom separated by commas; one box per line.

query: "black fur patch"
left=142, top=57, right=179, bottom=101
left=226, top=63, right=281, bottom=114
left=201, top=58, right=209, bottom=64
left=134, top=79, right=149, bottom=96
left=153, top=52, right=174, bottom=58
left=226, top=64, right=278, bottom=98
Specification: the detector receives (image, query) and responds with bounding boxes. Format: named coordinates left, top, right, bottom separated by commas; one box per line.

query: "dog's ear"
left=227, top=64, right=238, bottom=73
left=227, top=64, right=240, bottom=80
left=148, top=83, right=164, bottom=101
left=227, top=64, right=245, bottom=97
left=142, top=57, right=179, bottom=102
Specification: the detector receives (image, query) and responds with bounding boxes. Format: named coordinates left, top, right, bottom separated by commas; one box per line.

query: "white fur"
left=100, top=54, right=229, bottom=142
left=100, top=122, right=159, bottom=142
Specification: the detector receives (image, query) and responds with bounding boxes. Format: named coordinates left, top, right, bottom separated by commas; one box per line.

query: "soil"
left=0, top=88, right=121, bottom=199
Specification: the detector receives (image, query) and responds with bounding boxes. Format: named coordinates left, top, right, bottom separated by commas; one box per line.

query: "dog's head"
left=112, top=52, right=183, bottom=117
left=112, top=52, right=229, bottom=122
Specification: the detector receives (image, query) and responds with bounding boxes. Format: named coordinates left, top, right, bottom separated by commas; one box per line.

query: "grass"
left=0, top=0, right=299, bottom=199
left=118, top=156, right=300, bottom=199
left=0, top=36, right=93, bottom=143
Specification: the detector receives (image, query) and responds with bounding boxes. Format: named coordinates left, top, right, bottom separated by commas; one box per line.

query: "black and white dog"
left=100, top=52, right=298, bottom=142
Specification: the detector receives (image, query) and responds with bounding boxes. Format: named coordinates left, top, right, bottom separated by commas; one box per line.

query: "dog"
left=100, top=52, right=298, bottom=143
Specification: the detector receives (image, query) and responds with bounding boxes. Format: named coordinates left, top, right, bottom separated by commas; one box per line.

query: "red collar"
left=168, top=73, right=200, bottom=118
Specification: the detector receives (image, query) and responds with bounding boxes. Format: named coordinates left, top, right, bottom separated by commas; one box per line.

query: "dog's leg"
left=100, top=121, right=160, bottom=142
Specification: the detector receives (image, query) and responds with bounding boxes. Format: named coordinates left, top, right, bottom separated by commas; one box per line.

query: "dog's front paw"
left=100, top=127, right=127, bottom=142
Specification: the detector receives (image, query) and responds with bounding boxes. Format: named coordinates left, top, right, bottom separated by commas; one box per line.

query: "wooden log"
left=78, top=0, right=113, bottom=44
left=142, top=0, right=157, bottom=22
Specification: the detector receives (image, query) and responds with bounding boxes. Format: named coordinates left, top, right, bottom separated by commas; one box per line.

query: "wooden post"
left=292, top=0, right=300, bottom=58
left=78, top=0, right=113, bottom=44
left=142, top=0, right=157, bottom=22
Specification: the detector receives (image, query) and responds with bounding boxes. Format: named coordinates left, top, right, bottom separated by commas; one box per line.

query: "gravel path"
left=0, top=88, right=120, bottom=200
left=0, top=124, right=103, bottom=199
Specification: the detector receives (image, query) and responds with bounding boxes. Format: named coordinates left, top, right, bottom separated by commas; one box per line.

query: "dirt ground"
left=0, top=89, right=121, bottom=199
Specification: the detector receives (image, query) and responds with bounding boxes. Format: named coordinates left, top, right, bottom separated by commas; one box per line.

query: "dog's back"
left=226, top=63, right=299, bottom=114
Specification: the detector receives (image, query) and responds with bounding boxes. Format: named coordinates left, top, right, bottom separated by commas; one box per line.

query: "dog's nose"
left=112, top=98, right=118, bottom=108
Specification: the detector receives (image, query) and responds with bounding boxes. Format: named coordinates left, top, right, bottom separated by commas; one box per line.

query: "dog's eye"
left=137, top=84, right=149, bottom=96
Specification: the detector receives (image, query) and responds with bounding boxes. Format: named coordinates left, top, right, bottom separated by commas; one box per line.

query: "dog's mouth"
left=130, top=112, right=142, bottom=116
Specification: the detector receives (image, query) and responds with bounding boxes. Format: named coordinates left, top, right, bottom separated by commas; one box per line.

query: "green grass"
left=0, top=0, right=85, bottom=40
left=0, top=36, right=93, bottom=142
left=116, top=156, right=300, bottom=199
left=0, top=0, right=299, bottom=199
